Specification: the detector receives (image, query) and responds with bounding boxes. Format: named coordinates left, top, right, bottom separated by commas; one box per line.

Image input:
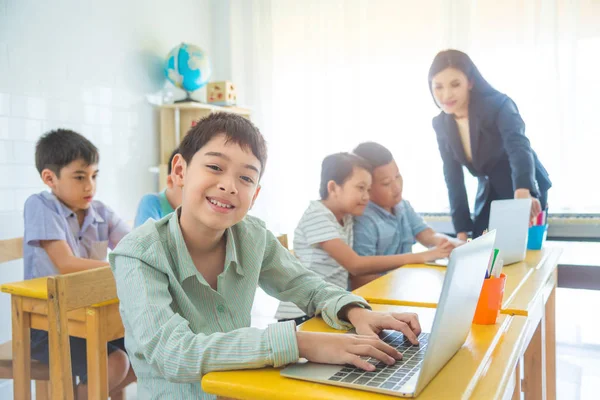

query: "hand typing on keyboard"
left=345, top=307, right=421, bottom=346
left=327, top=331, right=430, bottom=390
left=296, top=331, right=403, bottom=372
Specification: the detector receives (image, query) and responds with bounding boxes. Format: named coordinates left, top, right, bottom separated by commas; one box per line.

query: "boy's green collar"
left=168, top=210, right=243, bottom=285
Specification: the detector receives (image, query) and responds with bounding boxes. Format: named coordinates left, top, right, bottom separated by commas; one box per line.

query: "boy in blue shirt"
left=352, top=142, right=464, bottom=288
left=24, top=129, right=135, bottom=399
left=110, top=113, right=423, bottom=398
left=134, top=148, right=182, bottom=227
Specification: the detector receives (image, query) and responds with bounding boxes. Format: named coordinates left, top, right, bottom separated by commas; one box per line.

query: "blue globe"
left=165, top=43, right=212, bottom=94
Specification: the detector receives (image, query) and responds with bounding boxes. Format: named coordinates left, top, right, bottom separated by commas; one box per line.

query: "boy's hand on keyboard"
left=296, top=331, right=402, bottom=371
left=347, top=308, right=421, bottom=345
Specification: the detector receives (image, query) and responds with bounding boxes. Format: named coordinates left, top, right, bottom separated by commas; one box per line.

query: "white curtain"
left=222, top=0, right=600, bottom=236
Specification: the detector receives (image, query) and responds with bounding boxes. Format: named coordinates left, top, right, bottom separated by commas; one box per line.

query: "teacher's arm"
left=433, top=119, right=472, bottom=238
left=496, top=99, right=539, bottom=195
left=496, top=99, right=542, bottom=218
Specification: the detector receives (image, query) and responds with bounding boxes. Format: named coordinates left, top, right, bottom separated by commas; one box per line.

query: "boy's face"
left=369, top=161, right=403, bottom=211
left=331, top=167, right=371, bottom=216
left=173, top=134, right=261, bottom=232
left=41, top=159, right=98, bottom=213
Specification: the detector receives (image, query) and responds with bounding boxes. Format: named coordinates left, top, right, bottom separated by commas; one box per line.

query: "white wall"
left=0, top=0, right=212, bottom=395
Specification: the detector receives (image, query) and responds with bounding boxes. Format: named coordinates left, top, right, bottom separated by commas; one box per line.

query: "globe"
left=165, top=43, right=212, bottom=100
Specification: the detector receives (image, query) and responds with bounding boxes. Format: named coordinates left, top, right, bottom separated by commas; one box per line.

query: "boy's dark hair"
left=178, top=112, right=267, bottom=177
left=353, top=142, right=394, bottom=169
left=167, top=148, right=179, bottom=175
left=35, top=129, right=99, bottom=176
left=319, top=153, right=372, bottom=200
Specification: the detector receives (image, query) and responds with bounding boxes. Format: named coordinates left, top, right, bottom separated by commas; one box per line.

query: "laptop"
left=488, top=199, right=531, bottom=265
left=281, top=231, right=496, bottom=397
left=426, top=198, right=531, bottom=267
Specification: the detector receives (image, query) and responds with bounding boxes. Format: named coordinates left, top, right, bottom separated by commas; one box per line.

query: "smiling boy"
left=110, top=113, right=423, bottom=399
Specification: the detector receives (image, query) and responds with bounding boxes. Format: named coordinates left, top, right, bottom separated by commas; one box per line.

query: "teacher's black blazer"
left=432, top=93, right=551, bottom=234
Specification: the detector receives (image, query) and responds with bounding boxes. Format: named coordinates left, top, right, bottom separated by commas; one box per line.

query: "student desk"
left=202, top=304, right=534, bottom=400
left=1, top=277, right=124, bottom=400
left=353, top=247, right=563, bottom=400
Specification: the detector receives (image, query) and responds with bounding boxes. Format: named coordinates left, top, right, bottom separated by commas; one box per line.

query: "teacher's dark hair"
left=428, top=50, right=498, bottom=108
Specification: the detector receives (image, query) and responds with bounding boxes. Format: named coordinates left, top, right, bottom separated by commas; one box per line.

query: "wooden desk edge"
left=1, top=286, right=48, bottom=300
left=502, top=248, right=562, bottom=317
left=487, top=316, right=531, bottom=400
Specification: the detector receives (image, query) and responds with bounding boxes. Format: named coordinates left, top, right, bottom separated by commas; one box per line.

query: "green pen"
left=488, top=248, right=500, bottom=278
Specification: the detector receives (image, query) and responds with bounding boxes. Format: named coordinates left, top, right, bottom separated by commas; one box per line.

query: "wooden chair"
left=276, top=234, right=288, bottom=250
left=0, top=237, right=24, bottom=264
left=46, top=266, right=122, bottom=400
left=0, top=237, right=50, bottom=399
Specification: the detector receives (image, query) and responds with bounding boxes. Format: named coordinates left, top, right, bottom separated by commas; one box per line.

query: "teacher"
left=429, top=50, right=551, bottom=239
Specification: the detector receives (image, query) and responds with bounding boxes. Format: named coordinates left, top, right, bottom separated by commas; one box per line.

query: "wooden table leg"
left=545, top=285, right=556, bottom=400
left=12, top=296, right=32, bottom=400
left=523, top=320, right=546, bottom=400
left=512, top=359, right=521, bottom=400
left=35, top=380, right=50, bottom=400
left=86, top=307, right=109, bottom=399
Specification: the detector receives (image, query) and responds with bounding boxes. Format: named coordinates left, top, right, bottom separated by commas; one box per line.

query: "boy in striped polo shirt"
left=110, top=113, right=422, bottom=399
left=275, top=153, right=452, bottom=323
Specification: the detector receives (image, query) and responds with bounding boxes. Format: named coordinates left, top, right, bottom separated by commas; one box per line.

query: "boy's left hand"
left=346, top=307, right=421, bottom=345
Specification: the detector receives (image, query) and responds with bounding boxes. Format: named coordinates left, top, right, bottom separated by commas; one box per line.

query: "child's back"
left=134, top=148, right=181, bottom=227
left=294, top=200, right=353, bottom=287
left=275, top=200, right=353, bottom=320
left=134, top=191, right=175, bottom=227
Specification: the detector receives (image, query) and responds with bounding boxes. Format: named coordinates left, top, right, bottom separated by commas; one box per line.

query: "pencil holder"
left=527, top=224, right=548, bottom=250
left=473, top=273, right=506, bottom=325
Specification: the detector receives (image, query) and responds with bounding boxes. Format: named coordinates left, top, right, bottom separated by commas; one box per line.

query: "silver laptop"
left=488, top=199, right=531, bottom=265
left=281, top=231, right=496, bottom=397
left=426, top=198, right=531, bottom=267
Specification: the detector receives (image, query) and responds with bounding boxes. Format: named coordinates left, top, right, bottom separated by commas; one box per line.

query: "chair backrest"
left=46, top=266, right=117, bottom=400
left=0, top=237, right=23, bottom=263
left=276, top=234, right=288, bottom=250
left=48, top=266, right=117, bottom=312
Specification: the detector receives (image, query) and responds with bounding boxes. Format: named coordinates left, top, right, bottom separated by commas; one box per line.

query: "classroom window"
left=233, top=0, right=600, bottom=234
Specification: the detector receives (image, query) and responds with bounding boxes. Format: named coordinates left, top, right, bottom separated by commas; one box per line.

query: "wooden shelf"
left=160, top=102, right=250, bottom=115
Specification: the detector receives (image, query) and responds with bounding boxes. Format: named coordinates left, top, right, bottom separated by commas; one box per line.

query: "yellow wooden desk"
left=353, top=248, right=561, bottom=316
left=202, top=304, right=528, bottom=400
left=471, top=314, right=536, bottom=400
left=353, top=247, right=563, bottom=400
left=1, top=277, right=124, bottom=400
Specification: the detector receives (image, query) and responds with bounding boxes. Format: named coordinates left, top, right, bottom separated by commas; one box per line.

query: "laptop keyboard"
left=327, top=331, right=429, bottom=392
